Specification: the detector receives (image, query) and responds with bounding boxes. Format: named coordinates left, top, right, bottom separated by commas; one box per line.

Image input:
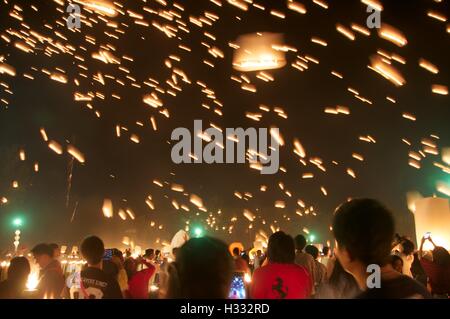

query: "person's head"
left=400, top=239, right=415, bottom=256
left=111, top=249, right=124, bottom=268
left=80, top=236, right=105, bottom=266
left=48, top=243, right=60, bottom=259
left=256, top=250, right=262, bottom=257
left=144, top=248, right=155, bottom=260
left=155, top=250, right=161, bottom=258
left=167, top=237, right=233, bottom=299
left=390, top=255, right=403, bottom=273
left=294, top=234, right=307, bottom=251
left=7, top=257, right=30, bottom=284
left=124, top=258, right=137, bottom=278
left=323, top=246, right=330, bottom=257
left=31, top=243, right=54, bottom=269
left=332, top=199, right=395, bottom=273
left=432, top=246, right=450, bottom=267
left=305, top=245, right=320, bottom=260
left=232, top=247, right=240, bottom=257
left=268, top=231, right=296, bottom=264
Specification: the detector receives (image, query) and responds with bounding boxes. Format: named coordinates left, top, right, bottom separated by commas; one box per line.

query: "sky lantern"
left=77, top=0, right=118, bottom=17
left=413, top=197, right=450, bottom=251
left=229, top=242, right=245, bottom=255
left=232, top=33, right=286, bottom=72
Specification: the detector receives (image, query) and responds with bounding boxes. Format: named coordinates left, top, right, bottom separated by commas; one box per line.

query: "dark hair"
left=305, top=245, right=320, bottom=260
left=432, top=247, right=450, bottom=267
left=268, top=231, right=295, bottom=264
left=390, top=254, right=403, bottom=266
left=144, top=248, right=155, bottom=258
left=124, top=258, right=137, bottom=279
left=323, top=246, right=330, bottom=256
left=294, top=234, right=307, bottom=251
left=168, top=237, right=233, bottom=298
left=327, top=259, right=360, bottom=298
left=7, top=257, right=30, bottom=282
left=332, top=199, right=395, bottom=266
left=80, top=236, right=105, bottom=265
left=400, top=239, right=415, bottom=256
left=111, top=248, right=124, bottom=263
left=31, top=243, right=53, bottom=257
left=232, top=247, right=240, bottom=256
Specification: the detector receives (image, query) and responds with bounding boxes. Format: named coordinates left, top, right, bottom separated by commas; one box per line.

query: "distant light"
left=194, top=227, right=203, bottom=237
left=13, top=218, right=23, bottom=227
left=309, top=234, right=316, bottom=243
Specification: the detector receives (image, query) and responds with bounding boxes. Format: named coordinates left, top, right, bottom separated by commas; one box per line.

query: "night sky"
left=0, top=0, right=449, bottom=252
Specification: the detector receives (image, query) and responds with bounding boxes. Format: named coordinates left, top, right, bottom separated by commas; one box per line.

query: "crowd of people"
left=0, top=198, right=449, bottom=299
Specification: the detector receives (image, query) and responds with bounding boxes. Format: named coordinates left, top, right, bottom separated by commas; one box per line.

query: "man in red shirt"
left=418, top=236, right=450, bottom=297
left=250, top=231, right=311, bottom=299
left=127, top=256, right=156, bottom=299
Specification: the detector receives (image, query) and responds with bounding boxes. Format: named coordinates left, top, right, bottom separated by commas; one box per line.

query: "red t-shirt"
left=250, top=263, right=311, bottom=299
left=127, top=263, right=155, bottom=299
left=420, top=258, right=450, bottom=294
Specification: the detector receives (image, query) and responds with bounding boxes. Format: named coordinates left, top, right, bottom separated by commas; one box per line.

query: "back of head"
left=294, top=234, right=307, bottom=251
left=323, top=246, right=330, bottom=256
left=111, top=248, right=124, bottom=263
left=124, top=258, right=137, bottom=278
left=171, top=237, right=233, bottom=299
left=332, top=198, right=395, bottom=266
left=305, top=245, right=319, bottom=260
left=81, top=236, right=105, bottom=265
left=432, top=247, right=450, bottom=267
left=31, top=243, right=53, bottom=258
left=7, top=257, right=30, bottom=282
left=268, top=231, right=295, bottom=264
left=400, top=239, right=415, bottom=256
left=390, top=254, right=403, bottom=266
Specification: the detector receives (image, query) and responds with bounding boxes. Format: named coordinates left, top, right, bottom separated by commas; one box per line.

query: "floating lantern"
left=233, top=33, right=286, bottom=72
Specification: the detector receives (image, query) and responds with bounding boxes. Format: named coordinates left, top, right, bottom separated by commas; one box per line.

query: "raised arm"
left=418, top=236, right=426, bottom=260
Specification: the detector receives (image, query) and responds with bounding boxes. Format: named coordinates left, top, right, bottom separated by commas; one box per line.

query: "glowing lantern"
left=233, top=33, right=286, bottom=72
left=413, top=197, right=450, bottom=251
left=229, top=242, right=244, bottom=256
left=170, top=230, right=189, bottom=250
left=26, top=271, right=39, bottom=291
left=102, top=199, right=113, bottom=218
left=78, top=0, right=118, bottom=17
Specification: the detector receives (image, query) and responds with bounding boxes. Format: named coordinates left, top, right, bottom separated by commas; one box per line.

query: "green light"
left=309, top=234, right=315, bottom=243
left=194, top=227, right=203, bottom=237
left=13, top=218, right=23, bottom=227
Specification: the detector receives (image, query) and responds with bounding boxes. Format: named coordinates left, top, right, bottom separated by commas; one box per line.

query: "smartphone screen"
left=228, top=273, right=247, bottom=299
left=103, top=248, right=113, bottom=260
